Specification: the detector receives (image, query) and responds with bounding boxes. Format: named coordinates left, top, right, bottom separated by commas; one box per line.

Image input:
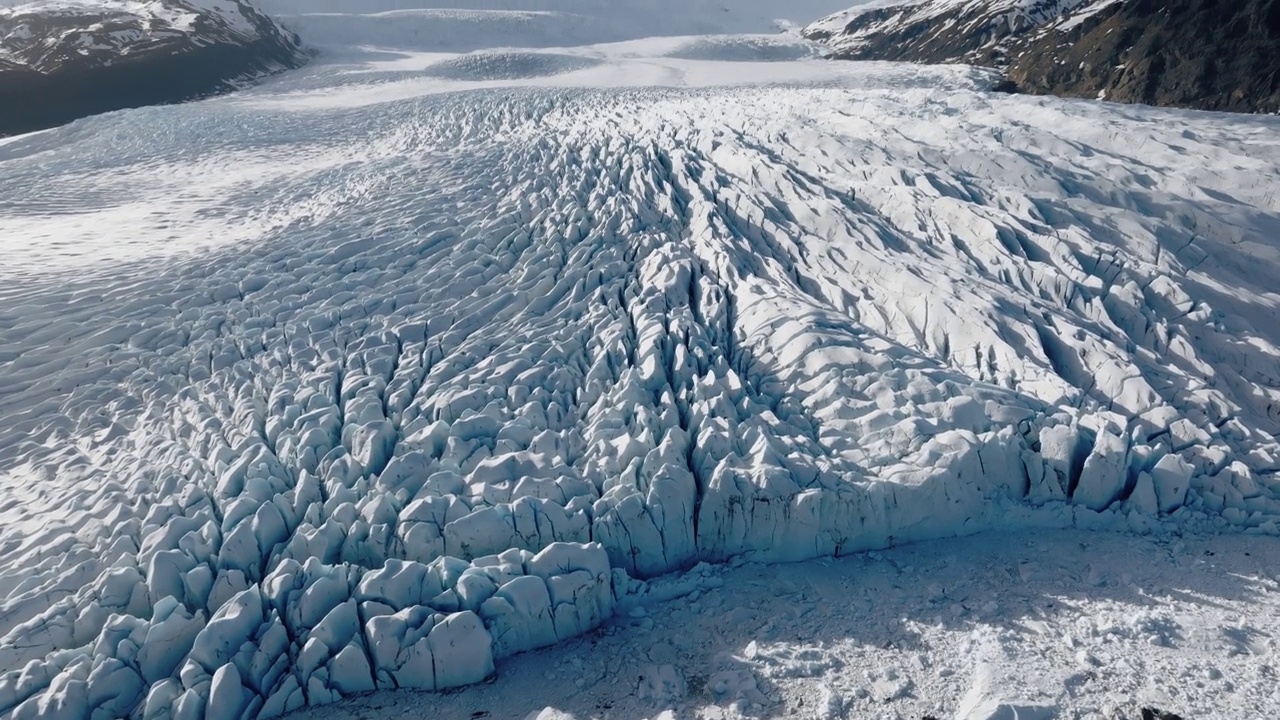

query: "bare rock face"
left=1005, top=0, right=1280, bottom=113
left=0, top=0, right=307, bottom=136
left=803, top=0, right=1280, bottom=113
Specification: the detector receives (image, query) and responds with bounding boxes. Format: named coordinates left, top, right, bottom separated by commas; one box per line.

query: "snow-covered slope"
left=0, top=0, right=304, bottom=136
left=801, top=0, right=1093, bottom=64
left=1, top=2, right=1279, bottom=719
left=0, top=0, right=263, bottom=68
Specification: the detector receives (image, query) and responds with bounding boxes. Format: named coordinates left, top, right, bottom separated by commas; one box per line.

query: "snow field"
left=422, top=52, right=602, bottom=81
left=0, top=7, right=1279, bottom=719
left=299, top=529, right=1280, bottom=720
left=252, top=0, right=865, bottom=51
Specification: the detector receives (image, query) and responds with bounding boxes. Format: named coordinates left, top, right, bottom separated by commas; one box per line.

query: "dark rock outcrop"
left=1006, top=0, right=1280, bottom=113
left=1141, top=709, right=1186, bottom=720
left=804, top=0, right=1280, bottom=113
left=0, top=0, right=307, bottom=137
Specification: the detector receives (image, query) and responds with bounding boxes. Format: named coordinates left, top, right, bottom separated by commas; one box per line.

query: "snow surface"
left=2, top=1, right=1280, bottom=719
left=297, top=529, right=1280, bottom=719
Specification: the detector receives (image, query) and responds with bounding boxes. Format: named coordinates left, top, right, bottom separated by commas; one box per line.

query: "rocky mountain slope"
left=804, top=0, right=1280, bottom=113
left=0, top=0, right=306, bottom=137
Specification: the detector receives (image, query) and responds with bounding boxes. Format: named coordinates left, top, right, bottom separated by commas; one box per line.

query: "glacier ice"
left=1, top=6, right=1280, bottom=719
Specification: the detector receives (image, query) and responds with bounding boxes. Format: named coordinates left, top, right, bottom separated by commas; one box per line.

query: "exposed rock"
left=0, top=0, right=307, bottom=137
left=1006, top=0, right=1280, bottom=113
left=804, top=0, right=1280, bottom=113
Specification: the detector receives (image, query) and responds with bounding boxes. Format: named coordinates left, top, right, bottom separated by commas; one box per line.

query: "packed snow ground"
left=1, top=1, right=1280, bottom=719
left=298, top=529, right=1280, bottom=720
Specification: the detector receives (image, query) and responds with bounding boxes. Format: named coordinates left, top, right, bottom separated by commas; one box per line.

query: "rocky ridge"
left=803, top=0, right=1280, bottom=112
left=0, top=0, right=306, bottom=136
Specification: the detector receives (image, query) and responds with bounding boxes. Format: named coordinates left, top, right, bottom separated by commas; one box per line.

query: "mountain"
left=0, top=0, right=306, bottom=137
left=802, top=0, right=1093, bottom=65
left=803, top=0, right=1280, bottom=113
left=1007, top=0, right=1280, bottom=112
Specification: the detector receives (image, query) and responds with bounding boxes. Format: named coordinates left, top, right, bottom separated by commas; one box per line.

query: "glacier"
left=1, top=1, right=1279, bottom=718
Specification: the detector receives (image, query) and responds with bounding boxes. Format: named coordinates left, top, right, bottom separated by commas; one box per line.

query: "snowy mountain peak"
left=0, top=0, right=295, bottom=71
